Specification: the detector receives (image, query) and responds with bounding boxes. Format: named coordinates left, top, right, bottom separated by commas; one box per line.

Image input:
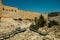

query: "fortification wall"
left=18, top=10, right=48, bottom=20
left=0, top=0, right=48, bottom=20
left=1, top=5, right=48, bottom=20
left=1, top=6, right=19, bottom=18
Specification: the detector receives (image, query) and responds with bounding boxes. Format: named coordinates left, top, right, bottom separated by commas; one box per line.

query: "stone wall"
left=2, top=6, right=19, bottom=18
left=0, top=0, right=48, bottom=20
left=1, top=5, right=48, bottom=20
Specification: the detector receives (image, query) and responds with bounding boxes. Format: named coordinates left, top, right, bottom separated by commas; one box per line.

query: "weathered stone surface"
left=0, top=18, right=60, bottom=40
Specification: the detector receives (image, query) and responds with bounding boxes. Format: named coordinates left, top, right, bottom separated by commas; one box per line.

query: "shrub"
left=29, top=24, right=39, bottom=31
left=19, top=18, right=22, bottom=21
left=48, top=12, right=59, bottom=17
left=25, top=18, right=33, bottom=22
left=30, top=14, right=47, bottom=31
left=34, top=17, right=38, bottom=24
left=48, top=20, right=59, bottom=27
left=13, top=19, right=17, bottom=21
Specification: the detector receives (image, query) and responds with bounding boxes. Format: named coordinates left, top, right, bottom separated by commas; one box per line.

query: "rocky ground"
left=0, top=17, right=60, bottom=40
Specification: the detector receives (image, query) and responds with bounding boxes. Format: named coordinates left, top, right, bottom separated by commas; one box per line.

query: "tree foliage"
left=48, top=20, right=59, bottom=27
left=36, top=14, right=46, bottom=27
left=29, top=23, right=39, bottom=31
left=29, top=14, right=47, bottom=31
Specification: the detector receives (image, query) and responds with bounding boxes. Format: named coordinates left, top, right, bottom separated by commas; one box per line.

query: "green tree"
left=37, top=14, right=46, bottom=27
left=29, top=14, right=47, bottom=32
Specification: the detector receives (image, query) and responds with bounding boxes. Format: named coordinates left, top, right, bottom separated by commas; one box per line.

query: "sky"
left=2, top=0, right=60, bottom=13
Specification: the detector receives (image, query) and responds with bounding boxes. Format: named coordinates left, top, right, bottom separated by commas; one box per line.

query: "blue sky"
left=2, top=0, right=60, bottom=13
